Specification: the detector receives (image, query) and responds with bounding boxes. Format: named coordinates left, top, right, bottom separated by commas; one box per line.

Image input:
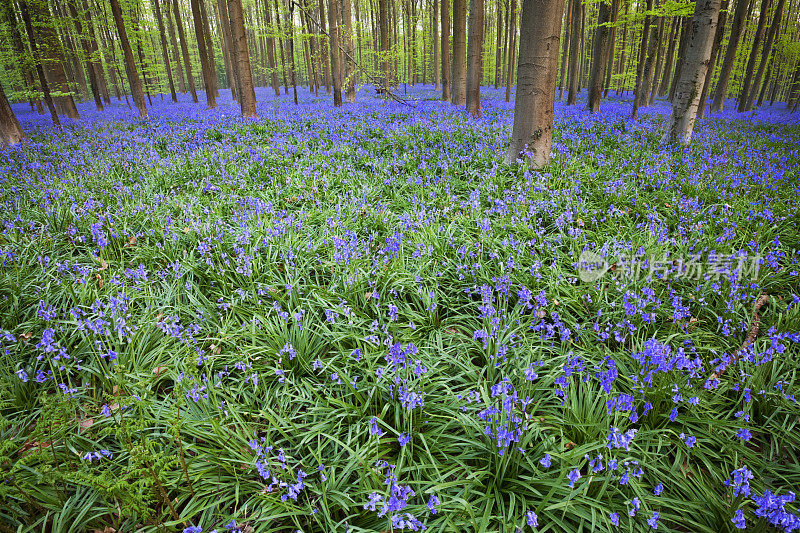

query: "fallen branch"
left=711, top=293, right=770, bottom=380
left=288, top=0, right=416, bottom=108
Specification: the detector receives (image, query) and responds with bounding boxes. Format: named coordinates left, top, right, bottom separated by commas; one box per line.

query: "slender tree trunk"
left=614, top=1, right=628, bottom=94
left=696, top=0, right=729, bottom=117
left=85, top=0, right=111, bottom=105
left=558, top=0, right=573, bottom=98
left=566, top=0, right=581, bottom=104
left=30, top=0, right=80, bottom=119
left=667, top=0, right=721, bottom=144
left=68, top=0, right=103, bottom=110
left=219, top=0, right=237, bottom=98
left=711, top=0, right=749, bottom=111
left=19, top=0, right=60, bottom=126
left=1, top=3, right=44, bottom=113
left=441, top=0, right=450, bottom=99
left=669, top=15, right=691, bottom=101
left=151, top=0, right=178, bottom=102
left=379, top=0, right=391, bottom=90
left=743, top=0, right=785, bottom=110
left=264, top=0, right=281, bottom=95
left=328, top=0, right=344, bottom=104
left=109, top=0, right=148, bottom=117
left=191, top=0, right=218, bottom=107
left=506, top=0, right=564, bottom=167
left=504, top=0, right=516, bottom=102
left=632, top=0, right=653, bottom=110
left=341, top=0, right=356, bottom=101
left=433, top=0, right=440, bottom=89
left=586, top=0, right=611, bottom=112
left=199, top=0, right=220, bottom=98
left=165, top=0, right=187, bottom=93
left=737, top=0, right=771, bottom=110
left=631, top=15, right=661, bottom=117
left=227, top=0, right=256, bottom=115
left=284, top=0, right=299, bottom=103
left=603, top=0, right=619, bottom=97
left=450, top=0, right=467, bottom=104
left=494, top=0, right=503, bottom=88
left=303, top=0, right=321, bottom=95
left=465, top=0, right=484, bottom=116
left=173, top=0, right=199, bottom=101
left=319, top=0, right=332, bottom=93
left=0, top=82, right=25, bottom=145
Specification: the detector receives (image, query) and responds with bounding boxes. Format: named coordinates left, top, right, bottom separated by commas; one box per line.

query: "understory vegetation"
left=1, top=87, right=799, bottom=532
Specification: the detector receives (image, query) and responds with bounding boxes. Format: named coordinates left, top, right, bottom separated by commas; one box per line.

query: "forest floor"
left=1, top=86, right=800, bottom=532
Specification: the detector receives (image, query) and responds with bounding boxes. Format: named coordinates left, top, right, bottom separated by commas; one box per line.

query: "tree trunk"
left=649, top=17, right=674, bottom=102
left=586, top=0, right=611, bottom=112
left=151, top=0, right=177, bottom=102
left=67, top=0, right=103, bottom=110
left=165, top=0, right=187, bottom=94
left=466, top=0, right=484, bottom=116
left=603, top=0, right=619, bottom=97
left=558, top=0, right=573, bottom=99
left=264, top=0, right=281, bottom=95
left=631, top=15, right=661, bottom=117
left=743, top=0, right=785, bottom=110
left=227, top=0, right=256, bottom=115
left=710, top=0, right=749, bottom=111
left=109, top=0, right=148, bottom=117
left=504, top=0, right=516, bottom=102
left=506, top=0, right=564, bottom=167
left=657, top=17, right=677, bottom=96
left=173, top=0, right=199, bottom=101
left=319, top=0, right=332, bottom=93
left=696, top=0, right=728, bottom=117
left=614, top=1, right=628, bottom=94
left=737, top=0, right=772, bottom=111
left=494, top=0, right=503, bottom=88
left=379, top=0, right=391, bottom=90
left=199, top=0, right=220, bottom=98
left=441, top=0, right=450, bottom=99
left=450, top=0, right=467, bottom=104
left=0, top=82, right=25, bottom=145
left=191, top=0, right=218, bottom=107
left=666, top=0, right=721, bottom=144
left=669, top=15, right=691, bottom=101
left=284, top=0, right=299, bottom=103
left=566, top=0, right=581, bottom=104
left=433, top=0, right=440, bottom=89
left=328, top=0, right=344, bottom=104
left=19, top=0, right=60, bottom=126
left=341, top=0, right=356, bottom=101
left=632, top=0, right=653, bottom=108
left=30, top=0, right=80, bottom=119
left=220, top=0, right=236, bottom=97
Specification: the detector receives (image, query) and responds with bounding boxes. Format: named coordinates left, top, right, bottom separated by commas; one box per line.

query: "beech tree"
left=506, top=0, right=564, bottom=168
left=228, top=0, right=256, bottom=116
left=0, top=81, right=25, bottom=145
left=450, top=0, right=467, bottom=105
left=666, top=0, right=722, bottom=144
left=586, top=0, right=611, bottom=112
left=465, top=0, right=484, bottom=117
left=190, top=0, right=217, bottom=108
left=440, top=0, right=450, bottom=100
left=109, top=0, right=148, bottom=118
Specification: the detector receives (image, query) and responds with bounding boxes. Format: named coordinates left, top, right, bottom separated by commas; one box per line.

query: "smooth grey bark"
left=451, top=0, right=467, bottom=105
left=173, top=0, right=199, bottom=102
left=506, top=0, right=565, bottom=168
left=587, top=0, right=611, bottom=112
left=743, top=0, right=785, bottom=110
left=566, top=0, right=581, bottom=104
left=737, top=0, right=772, bottom=111
left=666, top=0, right=722, bottom=144
left=696, top=0, right=728, bottom=118
left=466, top=0, right=484, bottom=116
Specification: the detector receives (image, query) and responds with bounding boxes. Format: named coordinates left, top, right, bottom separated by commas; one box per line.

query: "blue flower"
left=731, top=509, right=746, bottom=529
left=526, top=509, right=538, bottom=528
left=610, top=512, right=619, bottom=526
left=567, top=468, right=581, bottom=488
left=540, top=454, right=551, bottom=468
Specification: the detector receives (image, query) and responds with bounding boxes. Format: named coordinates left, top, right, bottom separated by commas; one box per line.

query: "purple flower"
left=540, top=454, right=551, bottom=468
left=398, top=432, right=411, bottom=446
left=526, top=509, right=538, bottom=528
left=427, top=495, right=440, bottom=514
left=610, top=512, right=619, bottom=526
left=731, top=509, right=746, bottom=529
left=567, top=468, right=581, bottom=488
left=647, top=510, right=660, bottom=529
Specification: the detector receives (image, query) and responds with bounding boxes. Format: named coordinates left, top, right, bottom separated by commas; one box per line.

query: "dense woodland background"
left=0, top=0, right=798, bottom=125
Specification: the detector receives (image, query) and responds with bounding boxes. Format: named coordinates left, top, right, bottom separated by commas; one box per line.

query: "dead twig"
left=287, top=0, right=416, bottom=108
left=711, top=293, right=770, bottom=380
